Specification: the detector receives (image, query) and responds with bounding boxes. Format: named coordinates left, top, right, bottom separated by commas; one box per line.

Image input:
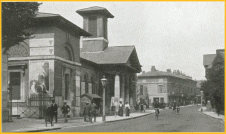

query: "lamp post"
left=200, top=91, right=203, bottom=112
left=101, top=75, right=107, bottom=121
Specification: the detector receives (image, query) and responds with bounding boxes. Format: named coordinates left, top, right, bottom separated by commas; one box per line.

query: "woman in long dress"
left=118, top=101, right=123, bottom=116
left=125, top=102, right=130, bottom=117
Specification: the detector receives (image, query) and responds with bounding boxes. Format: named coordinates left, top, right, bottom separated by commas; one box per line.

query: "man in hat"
left=51, top=99, right=58, bottom=123
left=61, top=100, right=70, bottom=123
left=83, top=102, right=90, bottom=122
left=89, top=101, right=97, bottom=123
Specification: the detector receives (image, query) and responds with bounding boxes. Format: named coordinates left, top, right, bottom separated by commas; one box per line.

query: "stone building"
left=78, top=6, right=142, bottom=114
left=137, top=66, right=197, bottom=106
left=3, top=6, right=142, bottom=118
left=4, top=12, right=90, bottom=117
left=203, top=49, right=224, bottom=80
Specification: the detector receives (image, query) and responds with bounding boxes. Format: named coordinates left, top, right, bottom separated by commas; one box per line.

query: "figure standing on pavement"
left=45, top=102, right=53, bottom=126
left=154, top=99, right=160, bottom=114
left=125, top=102, right=130, bottom=117
left=118, top=101, right=123, bottom=116
left=173, top=100, right=177, bottom=113
left=90, top=101, right=97, bottom=123
left=61, top=100, right=70, bottom=123
left=51, top=99, right=58, bottom=123
left=83, top=102, right=90, bottom=122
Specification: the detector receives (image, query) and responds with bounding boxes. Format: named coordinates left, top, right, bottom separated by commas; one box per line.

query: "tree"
left=2, top=2, right=41, bottom=53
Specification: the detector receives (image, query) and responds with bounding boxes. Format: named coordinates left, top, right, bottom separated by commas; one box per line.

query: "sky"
left=39, top=2, right=225, bottom=80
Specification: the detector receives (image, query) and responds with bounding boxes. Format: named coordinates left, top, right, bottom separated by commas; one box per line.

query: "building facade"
left=3, top=6, right=142, bottom=118
left=203, top=49, right=224, bottom=80
left=4, top=12, right=90, bottom=117
left=137, top=66, right=197, bottom=106
left=78, top=6, right=142, bottom=114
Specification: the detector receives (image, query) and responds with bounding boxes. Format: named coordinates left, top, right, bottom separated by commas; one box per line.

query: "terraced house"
left=137, top=66, right=197, bottom=107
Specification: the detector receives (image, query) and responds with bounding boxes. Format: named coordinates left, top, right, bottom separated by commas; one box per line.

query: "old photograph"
left=2, top=2, right=225, bottom=132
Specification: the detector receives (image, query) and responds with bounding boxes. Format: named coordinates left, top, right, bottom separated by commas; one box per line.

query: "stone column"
left=114, top=75, right=120, bottom=98
left=126, top=75, right=130, bottom=103
left=120, top=74, right=125, bottom=104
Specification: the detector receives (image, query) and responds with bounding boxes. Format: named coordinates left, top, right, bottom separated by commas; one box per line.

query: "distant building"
left=195, top=80, right=204, bottom=104
left=203, top=49, right=225, bottom=79
left=137, top=66, right=197, bottom=106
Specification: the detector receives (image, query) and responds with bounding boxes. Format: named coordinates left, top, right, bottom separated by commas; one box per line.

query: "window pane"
left=10, top=72, right=21, bottom=100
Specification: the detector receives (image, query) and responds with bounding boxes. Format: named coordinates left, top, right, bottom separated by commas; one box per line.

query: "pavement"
left=2, top=104, right=224, bottom=132
left=2, top=109, right=155, bottom=132
left=198, top=106, right=225, bottom=123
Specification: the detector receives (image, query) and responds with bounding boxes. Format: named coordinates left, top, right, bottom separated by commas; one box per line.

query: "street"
left=49, top=105, right=224, bottom=132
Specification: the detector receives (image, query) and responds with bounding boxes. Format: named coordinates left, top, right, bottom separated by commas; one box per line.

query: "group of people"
left=83, top=101, right=98, bottom=123
left=118, top=101, right=130, bottom=117
left=45, top=99, right=71, bottom=126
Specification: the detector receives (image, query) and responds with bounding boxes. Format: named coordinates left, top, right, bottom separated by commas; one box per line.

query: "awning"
left=81, top=93, right=102, bottom=100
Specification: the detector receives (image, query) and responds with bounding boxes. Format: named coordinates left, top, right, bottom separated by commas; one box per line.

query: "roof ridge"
left=36, top=12, right=60, bottom=16
left=108, top=45, right=135, bottom=48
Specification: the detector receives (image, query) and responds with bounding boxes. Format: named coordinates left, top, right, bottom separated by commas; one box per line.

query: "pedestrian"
left=45, top=102, right=53, bottom=126
left=118, top=101, right=123, bottom=116
left=125, top=102, right=130, bottom=117
left=83, top=102, right=90, bottom=122
left=90, top=101, right=97, bottom=123
left=51, top=99, right=58, bottom=123
left=154, top=99, right=160, bottom=114
left=61, top=100, right=70, bottom=123
left=173, top=100, right=177, bottom=113
left=140, top=103, right=144, bottom=113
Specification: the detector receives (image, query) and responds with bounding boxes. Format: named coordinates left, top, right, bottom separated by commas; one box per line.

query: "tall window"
left=158, top=85, right=163, bottom=93
left=91, top=76, right=95, bottom=94
left=65, top=74, right=69, bottom=100
left=84, top=74, right=88, bottom=93
left=140, top=85, right=143, bottom=95
left=10, top=72, right=21, bottom=100
left=88, top=16, right=97, bottom=37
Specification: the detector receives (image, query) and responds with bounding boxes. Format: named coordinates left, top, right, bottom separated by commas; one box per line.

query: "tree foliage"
left=201, top=67, right=224, bottom=115
left=2, top=2, right=41, bottom=53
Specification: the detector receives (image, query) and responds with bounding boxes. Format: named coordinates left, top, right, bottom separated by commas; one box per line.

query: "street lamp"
left=200, top=91, right=203, bottom=112
left=101, top=75, right=107, bottom=121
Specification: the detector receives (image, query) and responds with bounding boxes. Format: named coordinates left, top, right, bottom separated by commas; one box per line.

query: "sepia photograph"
left=1, top=2, right=225, bottom=132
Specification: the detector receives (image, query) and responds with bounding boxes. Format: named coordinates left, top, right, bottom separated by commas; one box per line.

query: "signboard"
left=29, top=38, right=54, bottom=47
left=30, top=47, right=54, bottom=56
left=29, top=60, right=54, bottom=97
left=29, top=37, right=54, bottom=56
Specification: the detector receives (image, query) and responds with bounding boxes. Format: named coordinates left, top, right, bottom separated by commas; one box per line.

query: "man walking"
left=61, top=100, right=70, bottom=123
left=90, top=101, right=97, bottom=123
left=83, top=102, right=90, bottom=122
left=51, top=99, right=58, bottom=123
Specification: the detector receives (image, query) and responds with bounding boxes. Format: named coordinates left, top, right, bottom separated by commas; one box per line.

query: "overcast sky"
left=39, top=2, right=225, bottom=80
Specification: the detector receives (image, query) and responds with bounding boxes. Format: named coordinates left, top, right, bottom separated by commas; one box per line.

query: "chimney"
left=216, top=49, right=224, bottom=54
left=151, top=66, right=156, bottom=72
left=76, top=6, right=114, bottom=52
left=166, top=69, right=171, bottom=73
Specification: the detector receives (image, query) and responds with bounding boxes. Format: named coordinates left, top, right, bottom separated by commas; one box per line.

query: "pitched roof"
left=138, top=70, right=192, bottom=80
left=34, top=12, right=91, bottom=36
left=76, top=6, right=114, bottom=18
left=35, top=12, right=60, bottom=18
left=203, top=54, right=216, bottom=66
left=81, top=46, right=135, bottom=64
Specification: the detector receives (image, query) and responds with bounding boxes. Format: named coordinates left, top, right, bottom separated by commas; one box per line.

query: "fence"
left=16, top=92, right=53, bottom=118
